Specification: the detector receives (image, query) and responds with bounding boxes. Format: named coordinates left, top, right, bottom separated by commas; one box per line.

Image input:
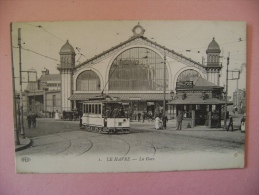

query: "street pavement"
left=15, top=117, right=246, bottom=173
left=16, top=117, right=245, bottom=155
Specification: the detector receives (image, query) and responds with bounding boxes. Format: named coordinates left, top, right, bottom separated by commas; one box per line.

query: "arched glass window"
left=177, top=69, right=201, bottom=82
left=109, top=47, right=168, bottom=91
left=76, top=70, right=100, bottom=91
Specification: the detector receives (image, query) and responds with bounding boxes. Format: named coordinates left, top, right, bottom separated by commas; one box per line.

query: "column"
left=191, top=109, right=195, bottom=128
left=208, top=111, right=212, bottom=128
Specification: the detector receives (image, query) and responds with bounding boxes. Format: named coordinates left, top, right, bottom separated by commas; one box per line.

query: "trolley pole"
left=18, top=28, right=25, bottom=138
left=163, top=53, right=166, bottom=117
left=11, top=23, right=20, bottom=145
left=224, top=53, right=230, bottom=130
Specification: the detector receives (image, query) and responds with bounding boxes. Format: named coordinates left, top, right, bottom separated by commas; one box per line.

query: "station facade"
left=57, top=24, right=222, bottom=119
left=24, top=24, right=228, bottom=127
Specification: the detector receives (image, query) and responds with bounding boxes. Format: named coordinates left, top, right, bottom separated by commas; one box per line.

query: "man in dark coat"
left=227, top=115, right=234, bottom=131
left=27, top=110, right=32, bottom=128
left=176, top=112, right=183, bottom=130
left=138, top=113, right=141, bottom=122
left=78, top=109, right=83, bottom=127
left=162, top=115, right=168, bottom=129
left=31, top=113, right=37, bottom=128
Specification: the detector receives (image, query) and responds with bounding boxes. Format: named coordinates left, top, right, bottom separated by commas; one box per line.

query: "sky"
left=11, top=20, right=246, bottom=99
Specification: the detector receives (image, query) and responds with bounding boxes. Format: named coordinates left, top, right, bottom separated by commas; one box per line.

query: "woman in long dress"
left=55, top=110, right=60, bottom=120
left=155, top=116, right=160, bottom=130
left=241, top=114, right=246, bottom=133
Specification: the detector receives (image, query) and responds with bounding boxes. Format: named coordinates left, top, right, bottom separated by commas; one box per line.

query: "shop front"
left=168, top=77, right=232, bottom=128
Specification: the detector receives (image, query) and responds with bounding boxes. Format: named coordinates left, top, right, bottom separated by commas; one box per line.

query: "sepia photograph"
left=11, top=20, right=246, bottom=173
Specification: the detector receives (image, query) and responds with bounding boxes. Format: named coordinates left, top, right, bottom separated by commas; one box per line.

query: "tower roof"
left=206, top=38, right=221, bottom=53
left=60, top=40, right=75, bottom=54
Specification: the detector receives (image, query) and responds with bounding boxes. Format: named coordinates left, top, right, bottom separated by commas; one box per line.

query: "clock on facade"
left=132, top=23, right=145, bottom=36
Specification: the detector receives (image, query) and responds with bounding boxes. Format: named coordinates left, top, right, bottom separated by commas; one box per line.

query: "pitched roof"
left=194, top=77, right=215, bottom=86
left=76, top=35, right=206, bottom=69
left=39, top=74, right=61, bottom=82
left=176, top=76, right=223, bottom=91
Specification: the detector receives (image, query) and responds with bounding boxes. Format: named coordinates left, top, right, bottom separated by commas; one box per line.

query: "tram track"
left=55, top=134, right=72, bottom=155
left=111, top=135, right=131, bottom=156
left=75, top=138, right=94, bottom=157
left=147, top=142, right=157, bottom=157
left=19, top=130, right=147, bottom=157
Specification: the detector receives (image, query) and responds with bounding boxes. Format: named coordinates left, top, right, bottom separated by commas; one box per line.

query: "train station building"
left=25, top=23, right=229, bottom=127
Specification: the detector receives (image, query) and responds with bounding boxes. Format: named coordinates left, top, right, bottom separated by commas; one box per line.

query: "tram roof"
left=81, top=99, right=124, bottom=104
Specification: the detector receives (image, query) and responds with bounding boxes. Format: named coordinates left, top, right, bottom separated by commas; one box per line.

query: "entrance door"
left=195, top=105, right=208, bottom=125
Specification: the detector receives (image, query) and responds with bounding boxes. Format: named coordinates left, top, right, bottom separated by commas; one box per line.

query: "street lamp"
left=223, top=54, right=230, bottom=130
left=15, top=95, right=21, bottom=145
left=43, top=87, right=49, bottom=117
left=163, top=53, right=166, bottom=117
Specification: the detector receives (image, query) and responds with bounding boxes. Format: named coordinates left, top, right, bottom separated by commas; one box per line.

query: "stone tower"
left=59, top=40, right=75, bottom=111
left=206, top=38, right=222, bottom=85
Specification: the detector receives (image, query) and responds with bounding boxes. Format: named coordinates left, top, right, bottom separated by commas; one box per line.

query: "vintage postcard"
left=11, top=20, right=246, bottom=173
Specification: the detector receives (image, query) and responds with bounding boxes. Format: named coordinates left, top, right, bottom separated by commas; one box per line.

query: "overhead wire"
left=23, top=23, right=86, bottom=64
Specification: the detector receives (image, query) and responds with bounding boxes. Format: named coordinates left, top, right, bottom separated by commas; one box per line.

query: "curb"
left=15, top=138, right=33, bottom=152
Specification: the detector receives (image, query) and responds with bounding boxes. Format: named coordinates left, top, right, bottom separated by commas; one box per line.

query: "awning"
left=69, top=93, right=171, bottom=101
left=167, top=97, right=233, bottom=105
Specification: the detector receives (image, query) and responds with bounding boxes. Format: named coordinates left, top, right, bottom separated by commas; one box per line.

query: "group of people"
left=155, top=115, right=168, bottom=130
left=227, top=113, right=246, bottom=132
left=27, top=110, right=37, bottom=128
left=135, top=111, right=154, bottom=122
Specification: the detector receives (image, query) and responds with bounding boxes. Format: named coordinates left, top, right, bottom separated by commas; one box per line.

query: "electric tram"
left=81, top=95, right=130, bottom=134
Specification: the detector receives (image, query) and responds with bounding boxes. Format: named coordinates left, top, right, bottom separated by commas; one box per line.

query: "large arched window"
left=76, top=70, right=101, bottom=91
left=177, top=69, right=201, bottom=82
left=109, top=47, right=168, bottom=91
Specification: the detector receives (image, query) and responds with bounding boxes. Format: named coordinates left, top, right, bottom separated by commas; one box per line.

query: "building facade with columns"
left=57, top=24, right=223, bottom=119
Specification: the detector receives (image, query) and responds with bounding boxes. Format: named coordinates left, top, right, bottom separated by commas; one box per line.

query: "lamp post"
left=43, top=87, right=49, bottom=117
left=163, top=53, right=166, bottom=117
left=223, top=54, right=230, bottom=130
left=11, top=23, right=20, bottom=145
left=18, top=28, right=25, bottom=138
left=15, top=95, right=21, bottom=145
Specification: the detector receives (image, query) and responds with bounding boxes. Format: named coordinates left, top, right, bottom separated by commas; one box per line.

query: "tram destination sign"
left=176, top=81, right=193, bottom=89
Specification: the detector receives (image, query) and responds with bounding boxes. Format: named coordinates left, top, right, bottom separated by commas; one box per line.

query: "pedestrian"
left=31, top=113, right=37, bottom=128
left=159, top=116, right=163, bottom=129
left=142, top=111, right=146, bottom=123
left=162, top=115, right=168, bottom=129
left=27, top=110, right=32, bottom=128
left=55, top=110, right=60, bottom=120
left=79, top=109, right=83, bottom=128
left=240, top=114, right=246, bottom=133
left=227, top=115, right=234, bottom=131
left=155, top=115, right=161, bottom=130
left=138, top=113, right=141, bottom=122
left=147, top=110, right=152, bottom=122
left=176, top=112, right=183, bottom=130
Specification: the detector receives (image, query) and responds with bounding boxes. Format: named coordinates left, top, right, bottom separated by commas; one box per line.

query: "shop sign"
left=176, top=81, right=193, bottom=89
